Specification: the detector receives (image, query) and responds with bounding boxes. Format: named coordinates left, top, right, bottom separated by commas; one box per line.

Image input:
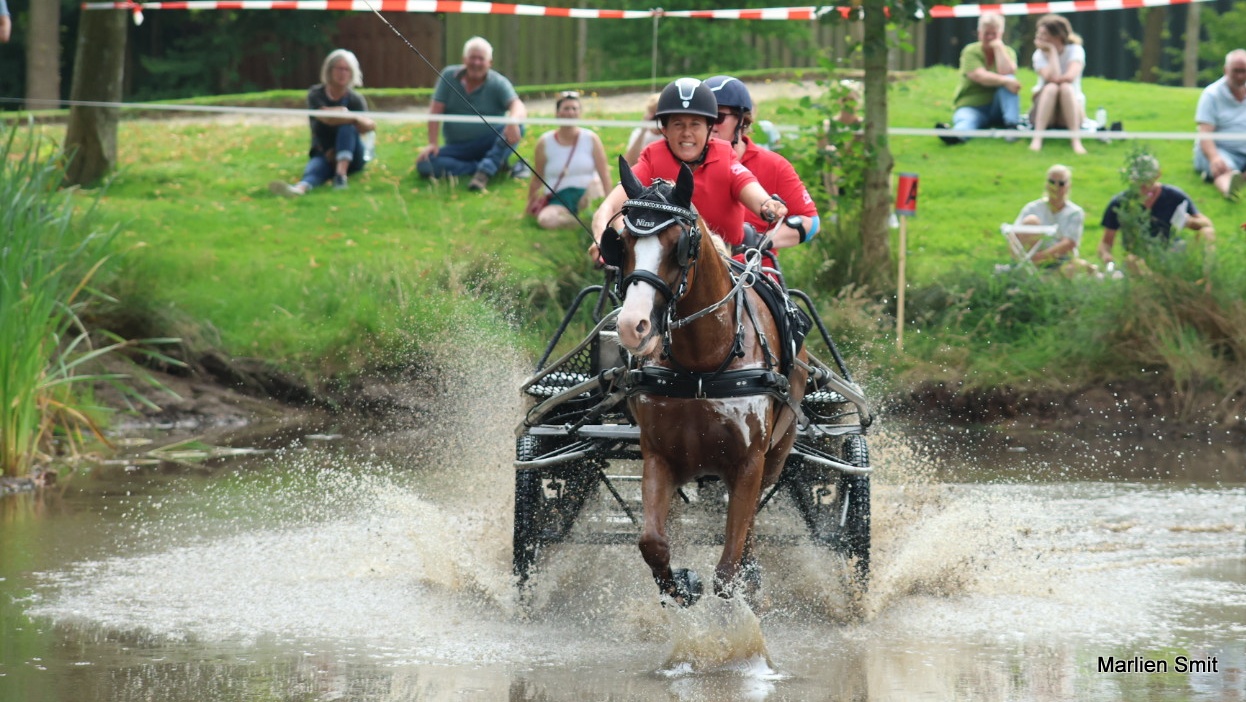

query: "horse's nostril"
left=635, top=318, right=650, bottom=337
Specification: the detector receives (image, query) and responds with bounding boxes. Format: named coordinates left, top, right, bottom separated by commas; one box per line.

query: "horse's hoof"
left=669, top=568, right=703, bottom=607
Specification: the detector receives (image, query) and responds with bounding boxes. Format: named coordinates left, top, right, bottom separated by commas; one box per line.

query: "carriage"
left=512, top=157, right=875, bottom=604
left=513, top=271, right=875, bottom=597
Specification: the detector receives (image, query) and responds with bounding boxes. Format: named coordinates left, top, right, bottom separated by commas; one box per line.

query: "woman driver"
left=590, top=77, right=786, bottom=260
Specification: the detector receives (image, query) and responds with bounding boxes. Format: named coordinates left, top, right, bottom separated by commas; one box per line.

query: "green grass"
left=882, top=66, right=1242, bottom=286
left=15, top=67, right=1246, bottom=414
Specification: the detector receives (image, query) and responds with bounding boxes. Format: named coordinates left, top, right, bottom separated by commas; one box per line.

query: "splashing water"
left=13, top=308, right=1246, bottom=699
left=662, top=596, right=773, bottom=673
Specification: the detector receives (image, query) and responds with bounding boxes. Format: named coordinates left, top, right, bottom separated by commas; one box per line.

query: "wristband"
left=785, top=215, right=808, bottom=243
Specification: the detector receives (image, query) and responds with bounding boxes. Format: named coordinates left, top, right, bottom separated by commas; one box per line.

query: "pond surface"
left=2, top=408, right=1244, bottom=701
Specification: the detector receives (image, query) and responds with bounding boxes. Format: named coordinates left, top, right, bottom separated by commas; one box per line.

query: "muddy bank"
left=897, top=379, right=1246, bottom=436
left=102, top=351, right=1246, bottom=442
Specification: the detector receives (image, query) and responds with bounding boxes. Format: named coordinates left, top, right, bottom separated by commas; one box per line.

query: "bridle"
left=607, top=189, right=702, bottom=310
left=602, top=179, right=776, bottom=377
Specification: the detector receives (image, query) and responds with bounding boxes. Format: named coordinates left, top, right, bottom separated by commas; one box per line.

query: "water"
left=2, top=413, right=1244, bottom=700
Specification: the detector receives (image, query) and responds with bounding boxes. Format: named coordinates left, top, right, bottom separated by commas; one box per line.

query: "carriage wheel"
left=512, top=433, right=603, bottom=588
left=840, top=434, right=871, bottom=586
left=513, top=435, right=544, bottom=587
left=786, top=433, right=871, bottom=587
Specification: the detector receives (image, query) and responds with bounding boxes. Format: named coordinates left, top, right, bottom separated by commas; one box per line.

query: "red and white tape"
left=82, top=0, right=1217, bottom=24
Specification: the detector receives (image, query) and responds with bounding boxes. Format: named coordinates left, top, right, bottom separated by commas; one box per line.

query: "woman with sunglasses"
left=525, top=92, right=611, bottom=229
left=1011, top=164, right=1085, bottom=265
left=705, top=75, right=819, bottom=254
left=590, top=78, right=786, bottom=261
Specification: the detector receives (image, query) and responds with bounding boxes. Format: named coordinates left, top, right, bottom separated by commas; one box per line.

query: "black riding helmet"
left=656, top=77, right=719, bottom=122
left=655, top=77, right=720, bottom=166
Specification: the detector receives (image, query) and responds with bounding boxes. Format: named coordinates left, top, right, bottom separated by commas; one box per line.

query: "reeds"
left=0, top=125, right=176, bottom=477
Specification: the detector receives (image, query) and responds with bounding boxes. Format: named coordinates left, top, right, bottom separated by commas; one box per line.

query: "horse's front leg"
left=638, top=455, right=700, bottom=604
left=715, top=453, right=766, bottom=597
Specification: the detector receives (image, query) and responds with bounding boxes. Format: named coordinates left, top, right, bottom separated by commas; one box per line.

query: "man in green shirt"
left=416, top=36, right=529, bottom=191
left=937, top=12, right=1021, bottom=144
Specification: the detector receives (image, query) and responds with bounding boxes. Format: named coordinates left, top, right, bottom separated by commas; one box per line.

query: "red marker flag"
left=895, top=172, right=919, bottom=217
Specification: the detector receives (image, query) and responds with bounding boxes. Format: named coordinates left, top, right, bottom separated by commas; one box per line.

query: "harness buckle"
left=696, top=377, right=706, bottom=399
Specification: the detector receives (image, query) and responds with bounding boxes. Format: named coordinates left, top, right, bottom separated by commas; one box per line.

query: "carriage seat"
left=525, top=371, right=594, bottom=398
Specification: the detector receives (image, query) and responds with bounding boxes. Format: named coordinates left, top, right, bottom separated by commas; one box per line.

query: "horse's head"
left=601, top=156, right=701, bottom=359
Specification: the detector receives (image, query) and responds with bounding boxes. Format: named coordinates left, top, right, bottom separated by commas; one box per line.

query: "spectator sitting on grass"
left=415, top=36, right=529, bottom=192
left=1194, top=49, right=1246, bottom=200
left=269, top=49, right=376, bottom=197
left=1098, top=152, right=1215, bottom=266
left=1011, top=164, right=1084, bottom=267
left=524, top=91, right=611, bottom=230
left=1028, top=14, right=1088, bottom=155
left=937, top=12, right=1021, bottom=145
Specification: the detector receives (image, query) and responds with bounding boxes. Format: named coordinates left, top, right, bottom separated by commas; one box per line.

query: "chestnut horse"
left=599, top=158, right=808, bottom=605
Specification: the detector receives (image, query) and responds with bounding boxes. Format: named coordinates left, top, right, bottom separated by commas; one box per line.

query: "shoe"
left=1229, top=172, right=1246, bottom=201
left=510, top=161, right=532, bottom=180
left=269, top=180, right=303, bottom=198
left=935, top=122, right=963, bottom=145
left=468, top=170, right=490, bottom=191
left=332, top=174, right=348, bottom=190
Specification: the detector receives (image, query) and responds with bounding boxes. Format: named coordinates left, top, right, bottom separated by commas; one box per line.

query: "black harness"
left=600, top=174, right=803, bottom=410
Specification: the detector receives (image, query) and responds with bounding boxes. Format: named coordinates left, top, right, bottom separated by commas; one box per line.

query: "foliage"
left=1197, top=2, right=1246, bottom=84
left=0, top=0, right=80, bottom=108
left=585, top=1, right=811, bottom=81
left=1113, top=145, right=1164, bottom=257
left=132, top=11, right=342, bottom=100
left=0, top=125, right=179, bottom=477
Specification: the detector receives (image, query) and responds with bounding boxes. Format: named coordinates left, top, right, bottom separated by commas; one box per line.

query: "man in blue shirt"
left=1194, top=50, right=1246, bottom=200
left=415, top=36, right=529, bottom=191
left=0, top=0, right=11, bottom=44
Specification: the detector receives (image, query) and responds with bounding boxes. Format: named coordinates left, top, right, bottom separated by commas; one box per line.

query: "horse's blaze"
left=618, top=236, right=666, bottom=358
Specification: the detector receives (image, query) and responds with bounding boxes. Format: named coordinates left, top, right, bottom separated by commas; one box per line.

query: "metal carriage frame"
left=513, top=279, right=874, bottom=592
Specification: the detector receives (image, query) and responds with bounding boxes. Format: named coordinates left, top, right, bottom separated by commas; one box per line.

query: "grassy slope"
left=46, top=67, right=1246, bottom=391
left=889, top=66, right=1240, bottom=284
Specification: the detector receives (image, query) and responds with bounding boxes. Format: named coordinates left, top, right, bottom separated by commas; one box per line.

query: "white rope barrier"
left=7, top=98, right=1245, bottom=142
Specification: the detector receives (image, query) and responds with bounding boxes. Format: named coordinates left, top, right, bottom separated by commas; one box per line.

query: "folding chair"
left=1000, top=223, right=1059, bottom=272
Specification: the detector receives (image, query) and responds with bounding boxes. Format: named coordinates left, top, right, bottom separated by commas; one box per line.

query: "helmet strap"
left=664, top=138, right=711, bottom=168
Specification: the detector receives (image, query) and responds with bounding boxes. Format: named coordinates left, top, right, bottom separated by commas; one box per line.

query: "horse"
left=598, top=157, right=809, bottom=605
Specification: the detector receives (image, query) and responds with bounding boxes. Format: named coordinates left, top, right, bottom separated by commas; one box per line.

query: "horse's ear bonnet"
left=613, top=158, right=701, bottom=266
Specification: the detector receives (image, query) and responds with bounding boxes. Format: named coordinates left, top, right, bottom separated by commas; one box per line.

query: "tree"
left=25, top=0, right=61, bottom=109
left=858, top=0, right=896, bottom=289
left=1138, top=7, right=1168, bottom=83
left=63, top=8, right=126, bottom=187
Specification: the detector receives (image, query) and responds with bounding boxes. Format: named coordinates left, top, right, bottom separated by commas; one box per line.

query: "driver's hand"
left=588, top=242, right=604, bottom=269
left=761, top=200, right=788, bottom=224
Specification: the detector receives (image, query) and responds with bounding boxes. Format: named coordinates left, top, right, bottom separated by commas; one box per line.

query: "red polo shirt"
left=634, top=138, right=757, bottom=246
left=739, top=137, right=817, bottom=233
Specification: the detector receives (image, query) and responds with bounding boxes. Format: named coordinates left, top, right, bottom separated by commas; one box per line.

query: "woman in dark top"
left=270, top=49, right=376, bottom=196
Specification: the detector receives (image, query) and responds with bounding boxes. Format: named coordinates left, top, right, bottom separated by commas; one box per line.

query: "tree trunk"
left=1138, top=7, right=1167, bottom=83
left=64, top=9, right=127, bottom=187
left=859, top=0, right=895, bottom=290
left=1183, top=3, right=1200, bottom=88
left=25, top=0, right=61, bottom=109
